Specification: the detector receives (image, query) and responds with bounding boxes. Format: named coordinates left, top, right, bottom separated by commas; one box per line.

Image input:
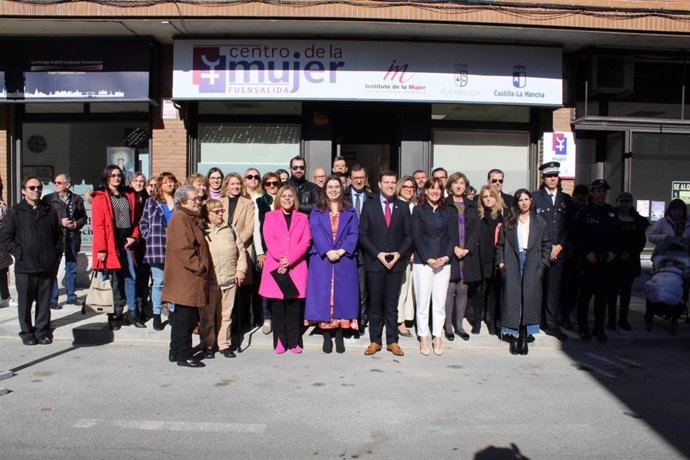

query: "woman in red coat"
left=91, top=164, right=143, bottom=329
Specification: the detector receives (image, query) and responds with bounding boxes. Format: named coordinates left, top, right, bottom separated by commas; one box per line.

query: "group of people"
left=0, top=154, right=686, bottom=366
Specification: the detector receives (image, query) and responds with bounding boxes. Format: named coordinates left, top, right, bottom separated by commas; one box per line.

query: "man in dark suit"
left=346, top=164, right=376, bottom=335
left=487, top=168, right=513, bottom=212
left=533, top=161, right=573, bottom=340
left=359, top=170, right=413, bottom=356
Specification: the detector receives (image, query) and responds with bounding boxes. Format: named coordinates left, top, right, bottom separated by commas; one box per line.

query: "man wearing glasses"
left=0, top=177, right=61, bottom=345
left=42, top=173, right=87, bottom=310
left=487, top=168, right=514, bottom=211
left=286, top=156, right=321, bottom=214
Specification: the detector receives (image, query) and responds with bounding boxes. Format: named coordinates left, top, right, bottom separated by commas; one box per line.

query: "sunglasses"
left=110, top=173, right=123, bottom=178
left=291, top=165, right=305, bottom=170
left=210, top=209, right=225, bottom=214
left=25, top=185, right=43, bottom=191
left=264, top=181, right=280, bottom=187
left=245, top=174, right=260, bottom=181
left=491, top=179, right=504, bottom=184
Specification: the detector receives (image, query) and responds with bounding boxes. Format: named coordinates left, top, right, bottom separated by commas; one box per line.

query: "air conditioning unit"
left=588, top=56, right=634, bottom=96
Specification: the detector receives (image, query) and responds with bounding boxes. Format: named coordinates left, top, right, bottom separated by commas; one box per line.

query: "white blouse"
left=517, top=217, right=530, bottom=251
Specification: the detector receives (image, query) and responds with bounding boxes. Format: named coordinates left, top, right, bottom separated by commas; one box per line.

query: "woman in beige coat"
left=200, top=199, right=247, bottom=359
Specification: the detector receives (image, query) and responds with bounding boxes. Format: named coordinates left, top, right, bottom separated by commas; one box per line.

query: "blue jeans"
left=51, top=238, right=78, bottom=303
left=111, top=249, right=137, bottom=312
left=150, top=263, right=174, bottom=314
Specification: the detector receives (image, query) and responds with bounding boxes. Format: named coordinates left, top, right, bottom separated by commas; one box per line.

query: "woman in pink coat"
left=259, top=185, right=311, bottom=354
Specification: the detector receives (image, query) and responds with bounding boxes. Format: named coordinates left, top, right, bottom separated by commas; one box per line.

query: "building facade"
left=1, top=0, right=689, bottom=222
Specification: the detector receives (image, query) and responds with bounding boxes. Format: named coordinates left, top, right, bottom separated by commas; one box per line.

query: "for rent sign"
left=173, top=40, right=562, bottom=105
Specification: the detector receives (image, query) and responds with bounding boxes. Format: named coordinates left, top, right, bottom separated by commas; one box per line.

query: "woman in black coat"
left=411, top=178, right=459, bottom=356
left=495, top=189, right=551, bottom=355
left=476, top=184, right=505, bottom=336
left=443, top=172, right=482, bottom=341
left=609, top=192, right=649, bottom=330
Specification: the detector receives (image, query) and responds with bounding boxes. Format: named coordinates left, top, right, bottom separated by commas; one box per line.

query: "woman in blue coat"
left=305, top=176, right=360, bottom=354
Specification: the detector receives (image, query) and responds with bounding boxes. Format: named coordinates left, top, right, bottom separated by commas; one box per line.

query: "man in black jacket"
left=286, top=156, right=320, bottom=215
left=345, top=164, right=376, bottom=334
left=42, top=173, right=87, bottom=309
left=532, top=162, right=573, bottom=340
left=359, top=170, right=413, bottom=356
left=0, top=177, right=61, bottom=345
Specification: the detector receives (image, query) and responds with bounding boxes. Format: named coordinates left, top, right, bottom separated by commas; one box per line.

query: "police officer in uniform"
left=532, top=161, right=572, bottom=341
left=573, top=179, right=621, bottom=342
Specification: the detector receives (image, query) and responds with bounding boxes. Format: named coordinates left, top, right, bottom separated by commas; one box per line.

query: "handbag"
left=84, top=268, right=115, bottom=314
left=270, top=268, right=299, bottom=299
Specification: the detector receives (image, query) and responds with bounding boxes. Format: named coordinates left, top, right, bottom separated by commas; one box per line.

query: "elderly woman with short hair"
left=163, top=185, right=210, bottom=368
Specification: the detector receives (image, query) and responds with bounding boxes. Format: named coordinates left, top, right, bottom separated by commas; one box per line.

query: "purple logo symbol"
left=552, top=133, right=567, bottom=155
left=193, top=47, right=226, bottom=93
left=513, top=64, right=526, bottom=89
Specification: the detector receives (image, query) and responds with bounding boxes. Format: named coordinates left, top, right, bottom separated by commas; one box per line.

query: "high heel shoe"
left=420, top=336, right=431, bottom=356
left=433, top=336, right=443, bottom=356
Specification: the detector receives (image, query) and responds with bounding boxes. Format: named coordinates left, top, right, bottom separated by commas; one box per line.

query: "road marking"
left=74, top=419, right=265, bottom=433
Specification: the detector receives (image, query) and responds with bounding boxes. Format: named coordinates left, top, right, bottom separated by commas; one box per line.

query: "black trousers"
left=542, top=258, right=566, bottom=331
left=170, top=304, right=200, bottom=360
left=15, top=272, right=52, bottom=340
left=270, top=298, right=301, bottom=349
left=577, top=261, right=616, bottom=332
left=0, top=267, right=10, bottom=299
left=609, top=263, right=636, bottom=324
left=366, top=270, right=403, bottom=345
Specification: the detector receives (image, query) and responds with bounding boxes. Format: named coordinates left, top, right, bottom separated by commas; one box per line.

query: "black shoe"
left=444, top=330, right=455, bottom=341
left=508, top=336, right=519, bottom=355
left=545, top=328, right=568, bottom=341
left=618, top=320, right=631, bottom=331
left=471, top=322, right=481, bottom=335
left=38, top=336, right=52, bottom=345
left=595, top=329, right=608, bottom=342
left=221, top=349, right=236, bottom=358
left=153, top=314, right=163, bottom=331
left=108, top=314, right=122, bottom=331
left=22, top=337, right=38, bottom=346
left=525, top=334, right=535, bottom=343
left=168, top=350, right=176, bottom=362
left=519, top=337, right=529, bottom=355
left=66, top=298, right=83, bottom=306
left=177, top=359, right=205, bottom=368
left=578, top=329, right=592, bottom=341
left=456, top=330, right=470, bottom=341
left=335, top=328, right=345, bottom=354
left=50, top=303, right=62, bottom=310
left=204, top=348, right=215, bottom=359
left=128, top=310, right=146, bottom=328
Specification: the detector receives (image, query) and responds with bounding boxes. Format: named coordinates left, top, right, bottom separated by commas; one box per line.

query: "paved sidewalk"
left=0, top=287, right=687, bottom=351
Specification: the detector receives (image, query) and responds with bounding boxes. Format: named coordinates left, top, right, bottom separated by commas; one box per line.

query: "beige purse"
left=84, top=269, right=115, bottom=314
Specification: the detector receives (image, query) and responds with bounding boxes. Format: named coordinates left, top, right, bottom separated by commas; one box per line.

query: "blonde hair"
left=478, top=184, right=504, bottom=220
left=273, top=185, right=297, bottom=213
left=202, top=198, right=224, bottom=221
left=221, top=172, right=248, bottom=198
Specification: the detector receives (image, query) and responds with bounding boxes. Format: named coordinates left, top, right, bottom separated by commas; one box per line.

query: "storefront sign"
left=542, top=132, right=576, bottom=179
left=173, top=40, right=562, bottom=105
left=2, top=40, right=150, bottom=101
left=672, top=181, right=690, bottom=204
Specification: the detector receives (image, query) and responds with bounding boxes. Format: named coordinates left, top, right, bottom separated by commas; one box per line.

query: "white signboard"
left=173, top=40, right=562, bottom=105
left=542, top=132, right=576, bottom=179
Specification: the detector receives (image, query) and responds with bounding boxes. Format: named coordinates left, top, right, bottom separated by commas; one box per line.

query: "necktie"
left=355, top=193, right=361, bottom=217
left=384, top=200, right=392, bottom=227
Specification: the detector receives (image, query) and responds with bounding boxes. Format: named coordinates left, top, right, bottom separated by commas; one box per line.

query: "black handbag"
left=270, top=268, right=299, bottom=299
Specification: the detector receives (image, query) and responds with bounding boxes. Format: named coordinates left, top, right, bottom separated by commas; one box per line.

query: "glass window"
left=199, top=124, right=300, bottom=175
left=25, top=103, right=85, bottom=113
left=432, top=104, right=529, bottom=122
left=433, top=130, right=530, bottom=194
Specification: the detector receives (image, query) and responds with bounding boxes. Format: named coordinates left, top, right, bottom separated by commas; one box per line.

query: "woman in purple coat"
left=305, top=176, right=360, bottom=354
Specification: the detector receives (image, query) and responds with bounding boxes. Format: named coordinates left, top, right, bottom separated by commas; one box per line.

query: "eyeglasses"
left=25, top=185, right=43, bottom=191
left=54, top=181, right=65, bottom=185
left=491, top=179, right=504, bottom=184
left=401, top=185, right=415, bottom=190
left=110, top=173, right=123, bottom=178
left=291, top=165, right=305, bottom=171
left=264, top=181, right=280, bottom=187
left=245, top=174, right=260, bottom=181
left=210, top=209, right=225, bottom=214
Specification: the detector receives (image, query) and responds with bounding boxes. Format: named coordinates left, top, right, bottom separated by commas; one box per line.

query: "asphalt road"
left=1, top=338, right=688, bottom=459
